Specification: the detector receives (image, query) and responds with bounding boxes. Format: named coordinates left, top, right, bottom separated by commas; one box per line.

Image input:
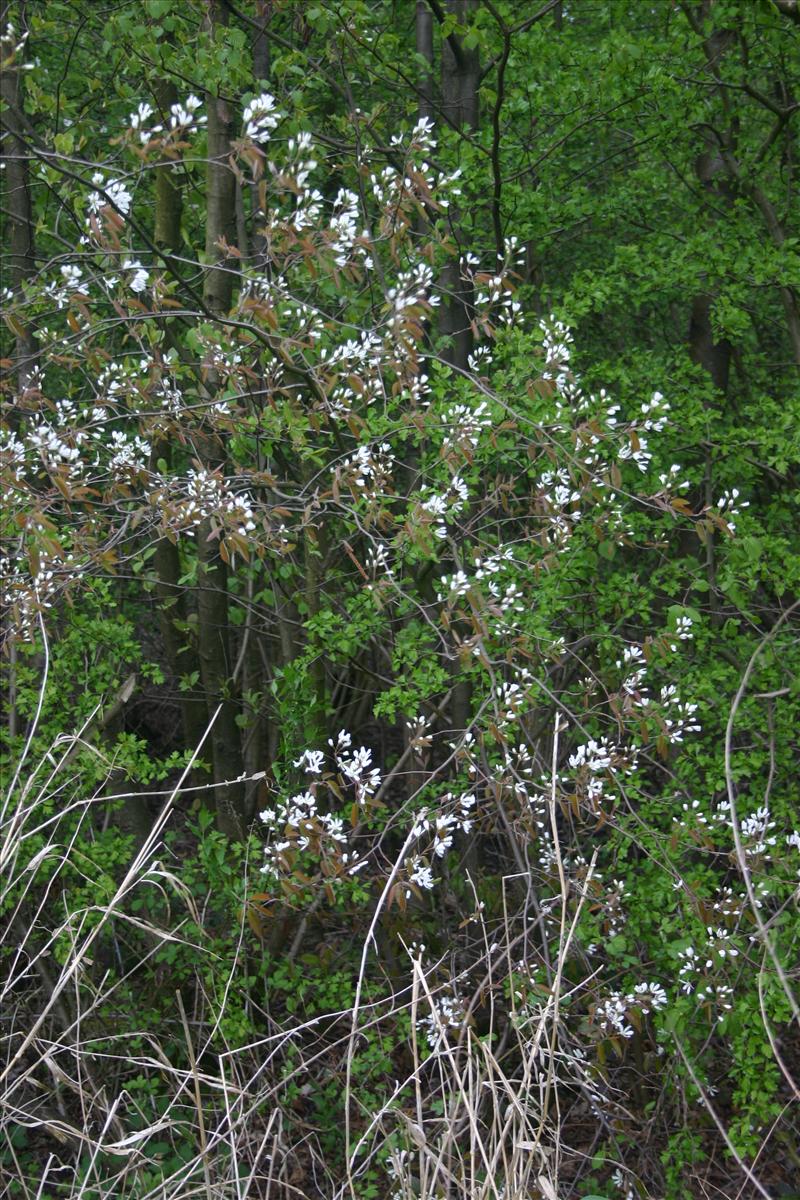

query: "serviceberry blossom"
left=438, top=569, right=470, bottom=602
left=169, top=94, right=205, bottom=132
left=738, top=805, right=778, bottom=858
left=419, top=991, right=465, bottom=1051
left=618, top=433, right=651, bottom=473
left=596, top=981, right=667, bottom=1040
left=1, top=20, right=30, bottom=59
left=659, top=686, right=701, bottom=743
left=294, top=749, right=325, bottom=775
left=640, top=392, right=671, bottom=431
left=107, top=429, right=151, bottom=475
left=260, top=734, right=377, bottom=883
left=44, top=264, right=84, bottom=309
left=541, top=317, right=573, bottom=371
left=243, top=92, right=279, bottom=140
left=128, top=101, right=155, bottom=142
left=406, top=859, right=436, bottom=896
left=658, top=463, right=690, bottom=490
left=569, top=738, right=614, bottom=772
left=674, top=615, right=694, bottom=640
left=122, top=259, right=149, bottom=294
left=329, top=730, right=381, bottom=801
left=715, top=487, right=749, bottom=533
left=328, top=188, right=367, bottom=268
left=410, top=793, right=475, bottom=861
left=421, top=475, right=468, bottom=538
left=87, top=174, right=132, bottom=217
left=406, top=714, right=433, bottom=752
left=158, top=468, right=257, bottom=537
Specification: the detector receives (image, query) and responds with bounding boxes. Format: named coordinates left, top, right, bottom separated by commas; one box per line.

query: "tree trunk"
left=196, top=525, right=246, bottom=838
left=416, top=1, right=434, bottom=124
left=197, top=0, right=246, bottom=836
left=439, top=0, right=479, bottom=742
left=1, top=0, right=36, bottom=391
left=150, top=78, right=210, bottom=784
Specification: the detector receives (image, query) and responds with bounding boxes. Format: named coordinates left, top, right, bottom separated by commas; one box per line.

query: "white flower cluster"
left=715, top=487, right=749, bottom=533
left=658, top=462, right=691, bottom=490
left=617, top=393, right=671, bottom=474
left=616, top=644, right=647, bottom=697
left=27, top=417, right=83, bottom=471
left=44, top=264, right=84, bottom=309
left=339, top=441, right=395, bottom=494
left=467, top=344, right=494, bottom=374
left=271, top=132, right=322, bottom=229
left=567, top=737, right=616, bottom=803
left=618, top=434, right=651, bottom=474
left=365, top=541, right=392, bottom=579
left=1, top=550, right=83, bottom=639
left=640, top=392, right=671, bottom=431
left=128, top=101, right=154, bottom=142
left=127, top=94, right=204, bottom=143
left=385, top=262, right=437, bottom=330
left=441, top=400, right=492, bottom=453
left=541, top=317, right=573, bottom=379
left=405, top=713, right=433, bottom=753
left=595, top=981, right=667, bottom=1040
left=1, top=20, right=29, bottom=60
left=328, top=729, right=381, bottom=803
left=738, top=804, right=778, bottom=859
left=673, top=614, right=694, bottom=642
left=328, top=188, right=370, bottom=269
left=659, top=684, right=701, bottom=743
left=410, top=792, right=475, bottom=862
left=537, top=467, right=582, bottom=544
left=494, top=677, right=530, bottom=726
left=259, top=731, right=377, bottom=882
left=418, top=990, right=465, bottom=1051
left=87, top=173, right=132, bottom=218
left=391, top=114, right=437, bottom=155
left=160, top=469, right=257, bottom=537
left=421, top=474, right=468, bottom=539
left=243, top=91, right=279, bottom=140
left=472, top=268, right=522, bottom=327
left=122, top=258, right=149, bottom=294
left=107, top=429, right=151, bottom=475
left=372, top=118, right=461, bottom=223
left=169, top=94, right=205, bottom=131
left=677, top=937, right=736, bottom=1022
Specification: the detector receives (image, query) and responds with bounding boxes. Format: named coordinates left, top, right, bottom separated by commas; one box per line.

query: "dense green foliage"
left=2, top=2, right=799, bottom=1198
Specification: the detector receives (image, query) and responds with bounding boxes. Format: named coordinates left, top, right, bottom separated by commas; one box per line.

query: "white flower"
left=243, top=91, right=280, bottom=140
left=87, top=177, right=132, bottom=217
left=122, top=259, right=149, bottom=294
left=409, top=861, right=435, bottom=891
left=169, top=95, right=206, bottom=130
left=294, top=749, right=325, bottom=775
left=675, top=615, right=693, bottom=640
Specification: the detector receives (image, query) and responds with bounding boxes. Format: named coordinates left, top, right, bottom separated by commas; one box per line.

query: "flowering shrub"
left=2, top=6, right=799, bottom=1199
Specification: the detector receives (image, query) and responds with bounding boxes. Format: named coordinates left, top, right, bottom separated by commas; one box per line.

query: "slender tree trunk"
left=689, top=20, right=734, bottom=630
left=253, top=0, right=271, bottom=81
left=0, top=2, right=34, bottom=744
left=196, top=527, right=245, bottom=838
left=302, top=515, right=327, bottom=745
left=416, top=1, right=434, bottom=124
left=1, top=0, right=36, bottom=390
left=150, top=78, right=210, bottom=782
left=438, top=0, right=479, bottom=375
left=439, top=0, right=479, bottom=742
left=197, top=0, right=246, bottom=836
